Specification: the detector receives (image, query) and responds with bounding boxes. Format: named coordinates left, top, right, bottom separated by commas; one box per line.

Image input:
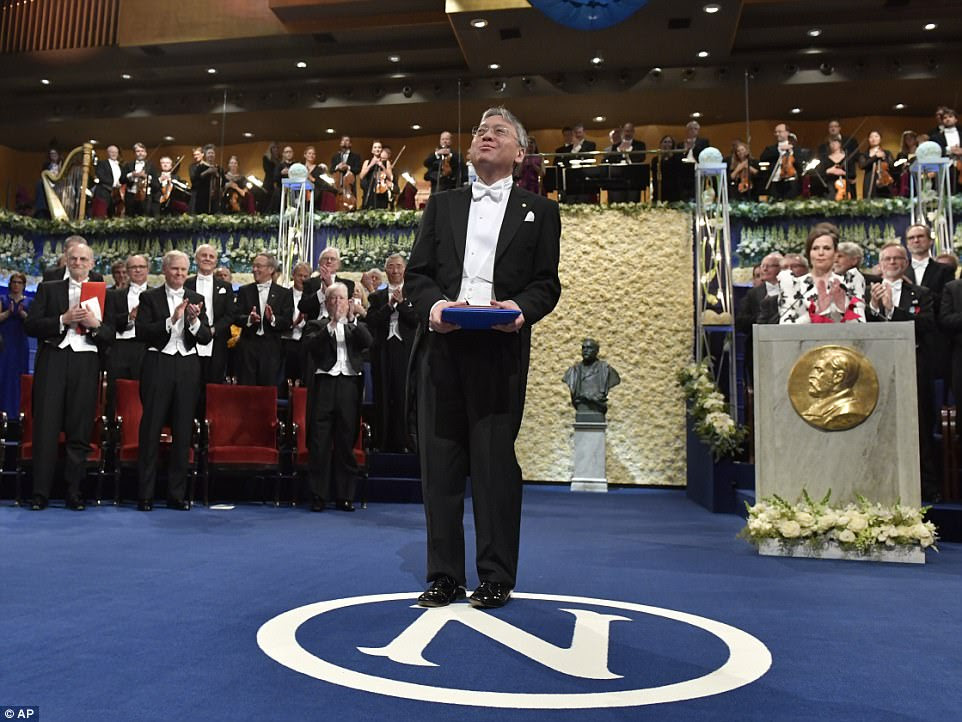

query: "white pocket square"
left=217, top=287, right=227, bottom=294
left=524, top=211, right=535, bottom=222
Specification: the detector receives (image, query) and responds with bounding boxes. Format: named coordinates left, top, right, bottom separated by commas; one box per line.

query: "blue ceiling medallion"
left=528, top=0, right=650, bottom=31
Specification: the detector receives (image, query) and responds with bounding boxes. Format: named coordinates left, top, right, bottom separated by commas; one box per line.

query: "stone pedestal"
left=570, top=421, right=608, bottom=492
left=754, top=323, right=920, bottom=507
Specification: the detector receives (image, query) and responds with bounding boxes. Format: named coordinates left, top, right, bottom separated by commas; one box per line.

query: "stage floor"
left=2, top=485, right=959, bottom=721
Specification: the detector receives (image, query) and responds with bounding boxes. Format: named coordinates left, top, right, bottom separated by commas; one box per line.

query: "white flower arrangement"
left=677, top=360, right=747, bottom=459
left=740, top=489, right=938, bottom=554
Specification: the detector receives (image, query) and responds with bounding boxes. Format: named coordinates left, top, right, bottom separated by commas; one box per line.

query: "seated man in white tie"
left=866, top=242, right=939, bottom=501
left=135, top=250, right=211, bottom=511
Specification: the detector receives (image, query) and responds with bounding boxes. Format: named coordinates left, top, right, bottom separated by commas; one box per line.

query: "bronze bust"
left=563, top=338, right=621, bottom=422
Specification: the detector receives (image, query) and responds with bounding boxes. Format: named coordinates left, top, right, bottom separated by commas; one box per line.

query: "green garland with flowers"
left=677, top=360, right=747, bottom=459
left=740, top=489, right=938, bottom=554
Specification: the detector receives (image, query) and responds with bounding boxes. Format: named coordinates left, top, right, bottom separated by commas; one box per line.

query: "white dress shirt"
left=459, top=175, right=513, bottom=306
left=253, top=282, right=271, bottom=336
left=58, top=277, right=97, bottom=353
left=117, top=282, right=147, bottom=340
left=108, top=158, right=122, bottom=187
left=316, top=319, right=360, bottom=376
left=157, top=286, right=200, bottom=356
left=194, top=273, right=215, bottom=356
left=911, top=257, right=930, bottom=280
left=764, top=281, right=779, bottom=296
left=291, top=288, right=305, bottom=341
left=387, top=284, right=403, bottom=341
left=944, top=126, right=960, bottom=151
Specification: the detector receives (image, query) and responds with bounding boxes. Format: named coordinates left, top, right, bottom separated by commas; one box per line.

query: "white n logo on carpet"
left=358, top=604, right=629, bottom=679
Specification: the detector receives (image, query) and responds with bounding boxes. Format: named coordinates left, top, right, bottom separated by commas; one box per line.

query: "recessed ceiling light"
left=697, top=50, right=709, bottom=58
left=388, top=54, right=400, bottom=63
left=590, top=55, right=604, bottom=65
left=121, top=73, right=132, bottom=80
left=893, top=103, right=906, bottom=110
left=593, top=115, right=606, bottom=123
left=326, top=128, right=336, bottom=134
left=690, top=111, right=702, bottom=118
left=207, top=67, right=217, bottom=74
left=243, top=132, right=254, bottom=138
left=411, top=124, right=422, bottom=130
left=296, top=61, right=307, bottom=69
left=924, top=22, right=937, bottom=31
left=163, top=135, right=175, bottom=141
left=41, top=78, right=50, bottom=85
left=89, top=139, right=97, bottom=145
left=488, top=62, right=500, bottom=70
left=390, top=72, right=407, bottom=79
left=807, top=28, right=822, bottom=37
left=703, top=4, right=721, bottom=14
left=470, top=18, right=488, bottom=29
left=790, top=107, right=802, bottom=114
left=651, top=66, right=662, bottom=74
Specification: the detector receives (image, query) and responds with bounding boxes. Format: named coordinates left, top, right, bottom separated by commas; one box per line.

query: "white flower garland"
left=678, top=360, right=747, bottom=459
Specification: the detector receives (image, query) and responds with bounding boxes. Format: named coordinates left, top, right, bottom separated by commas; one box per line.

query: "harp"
left=41, top=143, right=93, bottom=221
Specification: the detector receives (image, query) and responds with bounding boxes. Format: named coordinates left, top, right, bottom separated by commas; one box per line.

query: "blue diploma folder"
left=441, top=306, right=520, bottom=330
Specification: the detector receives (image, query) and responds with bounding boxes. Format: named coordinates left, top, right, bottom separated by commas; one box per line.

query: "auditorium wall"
left=516, top=207, right=693, bottom=486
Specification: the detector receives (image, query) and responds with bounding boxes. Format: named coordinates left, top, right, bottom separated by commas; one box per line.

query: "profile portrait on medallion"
left=788, top=345, right=878, bottom=431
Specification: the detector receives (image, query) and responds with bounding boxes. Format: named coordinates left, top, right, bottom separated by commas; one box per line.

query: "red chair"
left=203, top=383, right=284, bottom=506
left=289, top=385, right=369, bottom=508
left=15, top=373, right=108, bottom=505
left=112, top=378, right=199, bottom=505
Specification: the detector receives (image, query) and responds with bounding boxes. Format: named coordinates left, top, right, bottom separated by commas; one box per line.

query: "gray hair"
left=64, top=235, right=87, bottom=250
left=325, top=282, right=348, bottom=299
left=480, top=106, right=527, bottom=149
left=319, top=247, right=341, bottom=261
left=836, top=242, right=864, bottom=264
left=385, top=254, right=406, bottom=266
left=126, top=254, right=147, bottom=270
left=195, top=243, right=217, bottom=259
left=254, top=252, right=279, bottom=272
left=162, top=249, right=189, bottom=268
left=292, top=262, right=311, bottom=275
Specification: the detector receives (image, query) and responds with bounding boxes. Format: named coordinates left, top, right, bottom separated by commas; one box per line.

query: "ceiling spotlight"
left=163, top=135, right=175, bottom=141
left=41, top=78, right=50, bottom=85
left=207, top=67, right=217, bottom=74
left=242, top=132, right=253, bottom=138
left=390, top=72, right=407, bottom=79
left=590, top=55, right=604, bottom=65
left=818, top=62, right=834, bottom=75
left=697, top=50, right=710, bottom=58
left=411, top=124, right=421, bottom=130
left=326, top=128, right=336, bottom=134
left=924, top=22, right=937, bottom=31
left=790, top=107, right=802, bottom=114
left=488, top=62, right=500, bottom=70
left=703, top=3, right=721, bottom=13
left=893, top=103, right=906, bottom=110
left=402, top=85, right=414, bottom=98
left=593, top=115, right=606, bottom=123
left=121, top=73, right=132, bottom=80
left=690, top=111, right=702, bottom=118
left=650, top=67, right=662, bottom=76
left=388, top=54, right=400, bottom=63
left=493, top=79, right=507, bottom=92
left=807, top=28, right=822, bottom=37
left=469, top=18, right=488, bottom=29
left=89, top=139, right=97, bottom=145
left=296, top=61, right=307, bottom=69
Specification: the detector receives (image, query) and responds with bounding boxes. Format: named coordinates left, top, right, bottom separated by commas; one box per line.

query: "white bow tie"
left=912, top=259, right=927, bottom=270
left=472, top=180, right=505, bottom=203
left=69, top=279, right=83, bottom=291
left=131, top=283, right=146, bottom=293
left=168, top=289, right=184, bottom=298
left=257, top=283, right=271, bottom=291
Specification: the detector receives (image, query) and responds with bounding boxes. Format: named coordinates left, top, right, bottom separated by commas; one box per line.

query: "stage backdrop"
left=516, top=206, right=692, bottom=486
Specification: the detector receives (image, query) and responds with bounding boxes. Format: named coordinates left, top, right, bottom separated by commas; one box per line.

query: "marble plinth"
left=754, top=323, right=920, bottom=507
left=571, top=421, right=607, bottom=492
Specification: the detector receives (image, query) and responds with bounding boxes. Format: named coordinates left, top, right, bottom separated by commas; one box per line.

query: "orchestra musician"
left=934, top=108, right=961, bottom=193
left=360, top=142, right=396, bottom=209
left=894, top=130, right=918, bottom=197
left=858, top=131, right=896, bottom=199
left=605, top=122, right=647, bottom=203
left=261, top=142, right=279, bottom=213
left=122, top=142, right=160, bottom=217
left=90, top=144, right=124, bottom=218
left=190, top=144, right=222, bottom=214
left=816, top=136, right=856, bottom=200
left=186, top=146, right=203, bottom=213
left=156, top=155, right=188, bottom=216
left=327, top=135, right=361, bottom=212
left=223, top=155, right=253, bottom=214
left=815, top=120, right=859, bottom=157
left=760, top=123, right=806, bottom=200
left=728, top=140, right=760, bottom=201
left=270, top=145, right=295, bottom=212
left=680, top=120, right=710, bottom=200
left=651, top=135, right=684, bottom=202
left=424, top=131, right=464, bottom=194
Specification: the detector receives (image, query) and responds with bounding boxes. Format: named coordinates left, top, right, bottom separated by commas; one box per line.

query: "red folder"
left=80, top=281, right=106, bottom=320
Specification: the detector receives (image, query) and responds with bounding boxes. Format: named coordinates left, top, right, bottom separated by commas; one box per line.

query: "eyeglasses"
left=127, top=265, right=148, bottom=270
left=471, top=124, right=518, bottom=141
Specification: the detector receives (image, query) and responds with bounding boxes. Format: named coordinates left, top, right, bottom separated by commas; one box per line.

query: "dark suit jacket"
left=42, top=267, right=104, bottom=282
left=135, top=286, right=212, bottom=351
left=303, top=318, right=373, bottom=374
left=185, top=275, right=235, bottom=343
left=939, top=279, right=962, bottom=395
left=299, top=276, right=355, bottom=320
left=121, top=160, right=160, bottom=198
left=906, top=260, right=954, bottom=315
left=330, top=150, right=362, bottom=177
left=735, top=284, right=779, bottom=335
left=106, top=285, right=151, bottom=336
left=367, top=287, right=419, bottom=344
left=235, top=281, right=294, bottom=342
left=866, top=280, right=934, bottom=353
left=405, top=184, right=562, bottom=332
left=91, top=159, right=122, bottom=201
left=604, top=139, right=647, bottom=165
left=24, top=279, right=114, bottom=358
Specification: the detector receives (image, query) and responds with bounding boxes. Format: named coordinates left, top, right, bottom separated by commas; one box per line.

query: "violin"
left=876, top=158, right=894, bottom=188
left=780, top=151, right=797, bottom=180
left=439, top=149, right=453, bottom=178
left=834, top=176, right=848, bottom=201
left=159, top=156, right=184, bottom=206
left=375, top=162, right=390, bottom=195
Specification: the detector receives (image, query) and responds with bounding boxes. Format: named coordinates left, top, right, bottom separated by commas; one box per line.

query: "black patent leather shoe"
left=137, top=499, right=154, bottom=512
left=311, top=496, right=326, bottom=512
left=469, top=581, right=513, bottom=609
left=166, top=499, right=190, bottom=511
left=65, top=496, right=86, bottom=511
left=30, top=495, right=48, bottom=511
left=417, top=576, right=466, bottom=608
left=336, top=499, right=355, bottom=512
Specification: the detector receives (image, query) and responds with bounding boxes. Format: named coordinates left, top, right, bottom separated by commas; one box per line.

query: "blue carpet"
left=1, top=485, right=960, bottom=721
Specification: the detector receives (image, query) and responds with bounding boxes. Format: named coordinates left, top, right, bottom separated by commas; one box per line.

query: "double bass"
left=332, top=166, right=356, bottom=212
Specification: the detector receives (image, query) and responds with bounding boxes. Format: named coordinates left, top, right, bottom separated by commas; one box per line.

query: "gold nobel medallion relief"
left=788, top=345, right=879, bottom=431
